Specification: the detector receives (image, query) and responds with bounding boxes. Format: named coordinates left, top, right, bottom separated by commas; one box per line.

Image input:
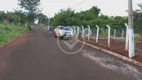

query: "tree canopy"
left=138, top=3, right=142, bottom=9
left=37, top=13, right=49, bottom=25
left=18, top=0, right=41, bottom=14
left=18, top=0, right=41, bottom=23
left=51, top=6, right=127, bottom=30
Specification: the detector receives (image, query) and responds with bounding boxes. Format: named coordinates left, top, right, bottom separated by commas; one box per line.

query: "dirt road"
left=0, top=27, right=138, bottom=80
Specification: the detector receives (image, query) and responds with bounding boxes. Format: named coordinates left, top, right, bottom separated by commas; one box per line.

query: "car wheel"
left=67, top=37, right=70, bottom=40
left=60, top=36, right=64, bottom=39
left=54, top=33, right=57, bottom=37
left=63, top=37, right=69, bottom=40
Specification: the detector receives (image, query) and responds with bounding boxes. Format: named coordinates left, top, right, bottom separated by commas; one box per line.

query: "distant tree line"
left=51, top=6, right=127, bottom=30
left=134, top=3, right=142, bottom=34
left=0, top=0, right=49, bottom=28
left=51, top=6, right=142, bottom=34
left=0, top=11, right=48, bottom=26
left=0, top=0, right=141, bottom=34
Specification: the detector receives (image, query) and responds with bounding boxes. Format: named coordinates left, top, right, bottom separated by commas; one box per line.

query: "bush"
left=27, top=24, right=32, bottom=31
left=0, top=24, right=29, bottom=46
left=134, top=34, right=141, bottom=44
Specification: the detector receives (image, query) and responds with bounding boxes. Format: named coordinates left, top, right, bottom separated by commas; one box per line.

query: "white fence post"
left=125, top=23, right=129, bottom=51
left=113, top=29, right=116, bottom=39
left=76, top=26, right=80, bottom=37
left=75, top=26, right=77, bottom=34
left=81, top=26, right=84, bottom=38
left=121, top=30, right=124, bottom=39
left=96, top=25, right=99, bottom=43
left=106, top=25, right=111, bottom=47
left=87, top=25, right=91, bottom=40
left=48, top=26, right=50, bottom=31
left=73, top=26, right=76, bottom=35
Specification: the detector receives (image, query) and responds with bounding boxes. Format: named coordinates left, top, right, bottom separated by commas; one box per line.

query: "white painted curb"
left=77, top=40, right=142, bottom=67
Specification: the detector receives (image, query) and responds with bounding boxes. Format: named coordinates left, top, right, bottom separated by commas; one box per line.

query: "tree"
left=0, top=11, right=5, bottom=22
left=74, top=6, right=100, bottom=21
left=134, top=10, right=142, bottom=34
left=51, top=6, right=127, bottom=30
left=51, top=8, right=75, bottom=26
left=18, top=0, right=41, bottom=14
left=37, top=13, right=48, bottom=25
left=133, top=2, right=142, bottom=35
left=18, top=0, right=41, bottom=24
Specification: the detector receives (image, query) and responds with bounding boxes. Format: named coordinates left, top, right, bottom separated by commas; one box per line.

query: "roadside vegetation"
left=40, top=26, right=48, bottom=30
left=0, top=0, right=48, bottom=46
left=0, top=24, right=29, bottom=46
left=51, top=5, right=142, bottom=37
left=0, top=0, right=141, bottom=46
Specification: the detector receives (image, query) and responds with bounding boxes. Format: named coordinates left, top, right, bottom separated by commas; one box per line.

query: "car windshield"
left=62, top=27, right=72, bottom=31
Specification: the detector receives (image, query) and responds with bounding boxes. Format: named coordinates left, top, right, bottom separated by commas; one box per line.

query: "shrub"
left=134, top=34, right=141, bottom=44
left=0, top=24, right=28, bottom=46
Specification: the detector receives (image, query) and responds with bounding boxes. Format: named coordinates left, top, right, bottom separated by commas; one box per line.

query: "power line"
left=138, top=3, right=142, bottom=9
left=73, top=0, right=87, bottom=10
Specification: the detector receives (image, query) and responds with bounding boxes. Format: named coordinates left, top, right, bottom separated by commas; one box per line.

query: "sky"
left=0, top=0, right=141, bottom=17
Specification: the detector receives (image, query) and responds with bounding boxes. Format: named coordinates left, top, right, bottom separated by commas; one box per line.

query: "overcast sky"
left=0, top=0, right=141, bottom=17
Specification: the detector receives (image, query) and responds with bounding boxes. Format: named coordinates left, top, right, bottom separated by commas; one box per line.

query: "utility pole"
left=128, top=0, right=133, bottom=30
left=48, top=13, right=50, bottom=30
left=128, top=0, right=135, bottom=58
left=48, top=18, right=50, bottom=26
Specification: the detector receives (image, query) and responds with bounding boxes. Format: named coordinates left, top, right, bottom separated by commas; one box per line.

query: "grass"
left=101, top=29, right=108, bottom=38
left=0, top=24, right=29, bottom=46
left=39, top=24, right=48, bottom=29
left=134, top=34, right=141, bottom=44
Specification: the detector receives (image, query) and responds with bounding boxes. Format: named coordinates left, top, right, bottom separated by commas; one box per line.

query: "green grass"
left=101, top=29, right=108, bottom=38
left=0, top=24, right=29, bottom=46
left=134, top=34, right=141, bottom=44
left=40, top=24, right=48, bottom=29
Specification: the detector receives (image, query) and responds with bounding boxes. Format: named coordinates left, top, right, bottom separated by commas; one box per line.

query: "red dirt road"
left=0, top=33, right=29, bottom=78
left=0, top=27, right=138, bottom=80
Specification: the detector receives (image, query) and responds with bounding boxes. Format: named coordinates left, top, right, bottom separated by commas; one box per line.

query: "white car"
left=54, top=26, right=73, bottom=39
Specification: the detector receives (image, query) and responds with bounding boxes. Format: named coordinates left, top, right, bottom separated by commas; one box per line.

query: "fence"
left=80, top=25, right=127, bottom=41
